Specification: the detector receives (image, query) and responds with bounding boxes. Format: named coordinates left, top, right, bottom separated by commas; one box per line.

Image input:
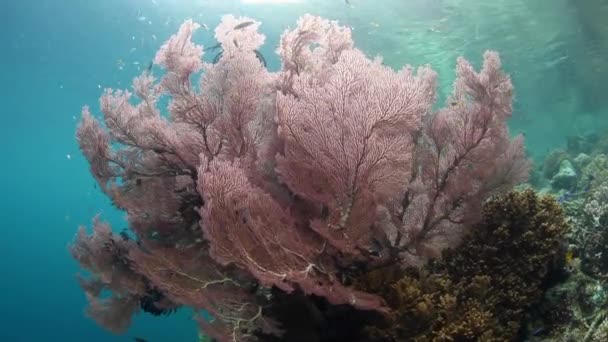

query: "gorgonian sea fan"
left=71, top=14, right=529, bottom=341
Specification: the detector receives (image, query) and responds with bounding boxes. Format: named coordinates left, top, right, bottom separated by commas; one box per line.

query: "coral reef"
left=560, top=156, right=608, bottom=279
left=70, top=14, right=529, bottom=341
left=355, top=189, right=567, bottom=341
left=531, top=131, right=608, bottom=341
left=551, top=159, right=577, bottom=190
left=538, top=132, right=608, bottom=195
left=529, top=262, right=607, bottom=341
left=543, top=149, right=569, bottom=179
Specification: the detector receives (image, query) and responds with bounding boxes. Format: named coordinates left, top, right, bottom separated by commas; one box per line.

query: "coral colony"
left=71, top=14, right=536, bottom=341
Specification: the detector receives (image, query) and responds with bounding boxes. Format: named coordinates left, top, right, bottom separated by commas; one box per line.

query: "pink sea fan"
left=70, top=217, right=148, bottom=333
left=214, top=15, right=265, bottom=55
left=197, top=157, right=386, bottom=311
left=393, top=51, right=530, bottom=260
left=130, top=243, right=280, bottom=342
left=275, top=48, right=437, bottom=256
left=84, top=294, right=140, bottom=334
left=154, top=19, right=203, bottom=78
left=73, top=14, right=530, bottom=341
left=276, top=14, right=354, bottom=95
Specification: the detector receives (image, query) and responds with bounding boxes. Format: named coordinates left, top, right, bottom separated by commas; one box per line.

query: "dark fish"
left=558, top=189, right=586, bottom=204
left=134, top=338, right=148, bottom=342
left=203, top=43, right=221, bottom=52
left=450, top=101, right=459, bottom=107
left=345, top=0, right=352, bottom=7
left=254, top=50, right=267, bottom=67
left=233, top=39, right=239, bottom=48
left=233, top=21, right=254, bottom=30
left=119, top=229, right=130, bottom=241
left=558, top=175, right=594, bottom=203
left=146, top=61, right=153, bottom=72
left=213, top=51, right=223, bottom=64
left=212, top=48, right=267, bottom=68
left=367, top=238, right=383, bottom=257
left=583, top=183, right=592, bottom=193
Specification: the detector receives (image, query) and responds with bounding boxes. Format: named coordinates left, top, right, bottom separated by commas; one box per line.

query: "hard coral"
left=543, top=149, right=569, bottom=179
left=356, top=189, right=567, bottom=341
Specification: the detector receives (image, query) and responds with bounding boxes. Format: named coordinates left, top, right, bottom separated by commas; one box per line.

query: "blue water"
left=1, top=0, right=607, bottom=341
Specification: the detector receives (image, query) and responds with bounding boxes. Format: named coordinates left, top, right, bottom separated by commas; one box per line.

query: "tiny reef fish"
left=233, top=21, right=254, bottom=30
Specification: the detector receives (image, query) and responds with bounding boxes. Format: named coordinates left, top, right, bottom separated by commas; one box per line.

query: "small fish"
left=134, top=338, right=148, bottom=342
left=66, top=154, right=71, bottom=160
left=117, top=59, right=125, bottom=70
left=204, top=43, right=221, bottom=52
left=345, top=0, right=352, bottom=7
left=557, top=191, right=574, bottom=203
left=233, top=21, right=254, bottom=30
left=565, top=249, right=574, bottom=264
left=201, top=23, right=209, bottom=30
left=151, top=34, right=157, bottom=40
left=531, top=326, right=546, bottom=336
left=367, top=238, right=383, bottom=257
left=137, top=16, right=147, bottom=22
left=119, top=229, right=130, bottom=241
left=146, top=61, right=153, bottom=72
left=582, top=183, right=592, bottom=193
left=233, top=39, right=239, bottom=48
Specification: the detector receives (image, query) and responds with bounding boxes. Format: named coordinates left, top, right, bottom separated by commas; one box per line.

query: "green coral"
left=581, top=154, right=608, bottom=192
left=356, top=189, right=567, bottom=341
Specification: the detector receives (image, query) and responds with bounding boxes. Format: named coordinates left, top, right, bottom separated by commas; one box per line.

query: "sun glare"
left=241, top=0, right=303, bottom=4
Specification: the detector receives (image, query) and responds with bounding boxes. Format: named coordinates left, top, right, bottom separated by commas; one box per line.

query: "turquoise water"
left=1, top=0, right=607, bottom=341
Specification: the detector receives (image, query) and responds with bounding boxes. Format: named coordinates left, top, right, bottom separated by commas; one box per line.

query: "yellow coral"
left=355, top=189, right=567, bottom=341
